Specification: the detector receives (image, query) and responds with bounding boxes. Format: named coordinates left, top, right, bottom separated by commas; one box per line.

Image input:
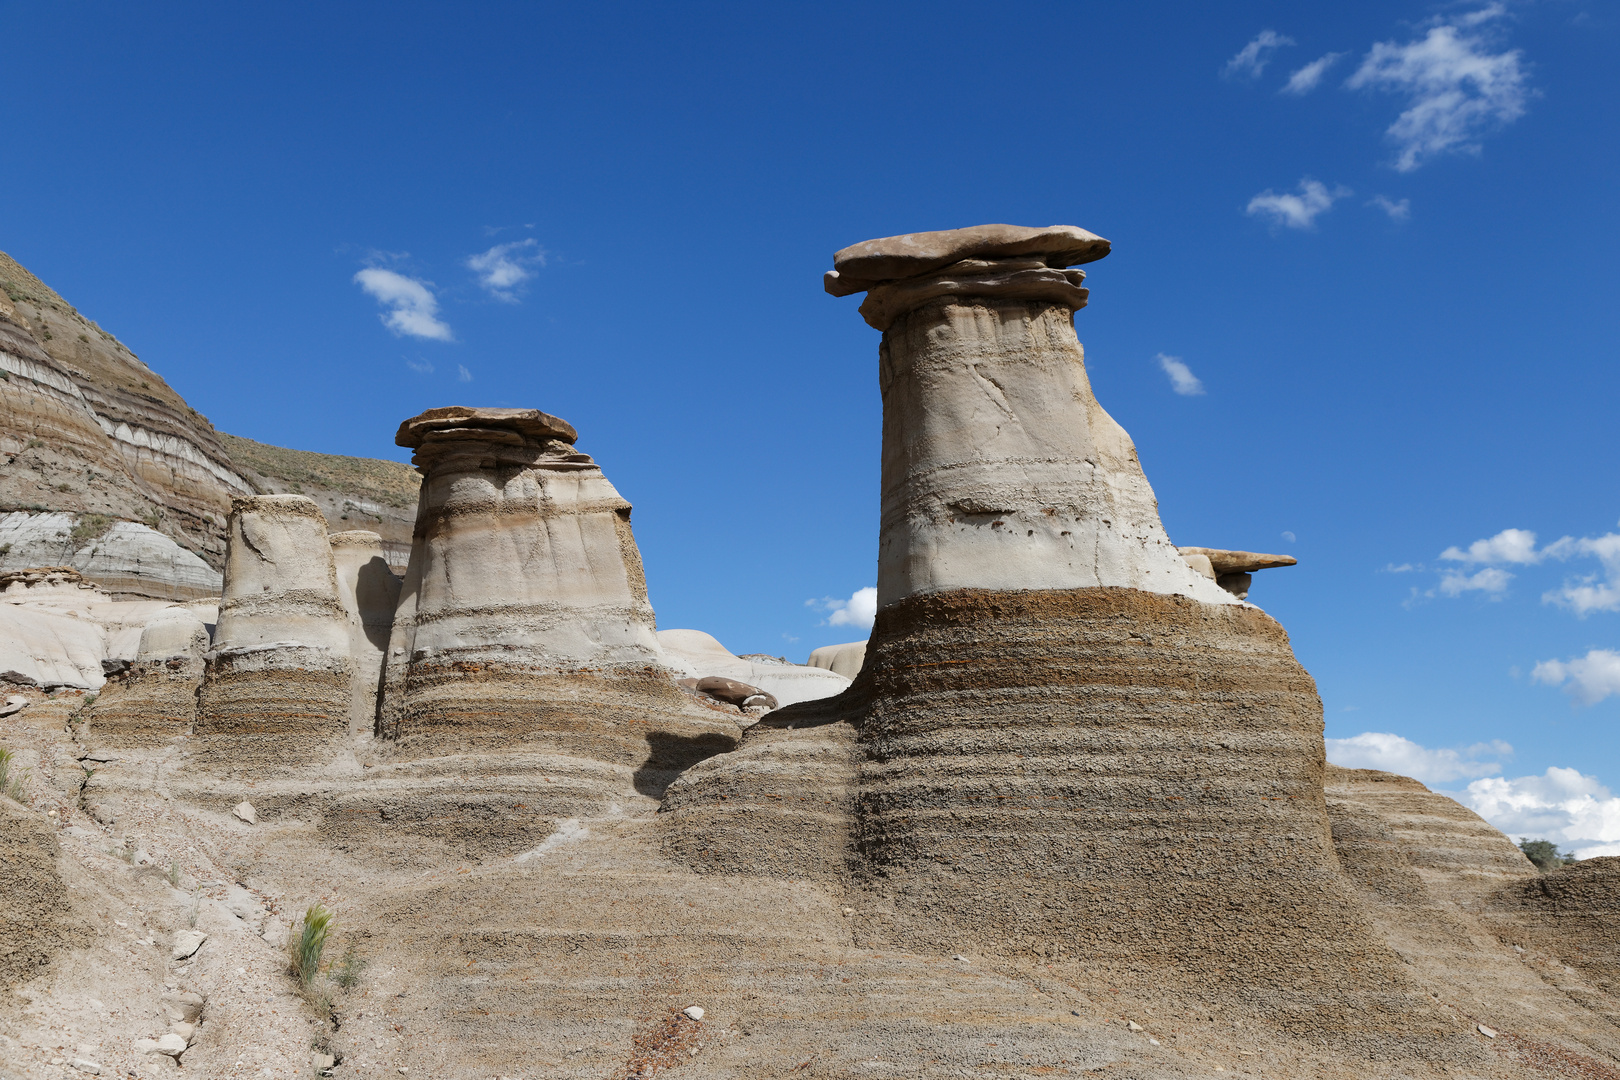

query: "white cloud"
left=1368, top=195, right=1411, bottom=221
left=1532, top=649, right=1620, bottom=706
left=456, top=364, right=473, bottom=383
left=1246, top=178, right=1351, bottom=230
left=1156, top=353, right=1205, bottom=396
left=354, top=268, right=453, bottom=341
left=1326, top=731, right=1509, bottom=784
left=405, top=358, right=434, bottom=375
left=465, top=239, right=545, bottom=302
left=1441, top=527, right=1540, bottom=565
left=1345, top=7, right=1530, bottom=172
left=1462, top=767, right=1620, bottom=855
left=1223, top=30, right=1295, bottom=80
left=1543, top=531, right=1620, bottom=615
left=809, top=586, right=878, bottom=631
left=1281, top=52, right=1345, bottom=95
left=1437, top=566, right=1513, bottom=596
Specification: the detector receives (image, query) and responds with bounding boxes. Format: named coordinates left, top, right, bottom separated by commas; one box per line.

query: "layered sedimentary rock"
left=0, top=256, right=254, bottom=569
left=378, top=407, right=735, bottom=786
left=86, top=605, right=214, bottom=747
left=195, top=495, right=351, bottom=764
left=0, top=511, right=222, bottom=601
left=329, top=530, right=400, bottom=736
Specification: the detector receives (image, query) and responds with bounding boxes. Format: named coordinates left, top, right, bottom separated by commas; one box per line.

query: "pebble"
left=1127, top=1020, right=1144, bottom=1031
left=1478, top=1023, right=1498, bottom=1039
left=156, top=1033, right=188, bottom=1056
left=71, top=1060, right=103, bottom=1074
left=952, top=955, right=969, bottom=963
left=171, top=930, right=208, bottom=960
left=683, top=1006, right=705, bottom=1021
left=233, top=801, right=257, bottom=824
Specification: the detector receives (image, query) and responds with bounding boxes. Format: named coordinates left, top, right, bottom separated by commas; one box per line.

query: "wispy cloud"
left=1246, top=178, right=1351, bottom=230
left=1345, top=5, right=1530, bottom=172
left=1533, top=649, right=1620, bottom=706
left=1326, top=731, right=1509, bottom=784
left=466, top=239, right=546, bottom=302
left=1224, top=30, right=1295, bottom=80
left=1543, top=532, right=1620, bottom=615
left=456, top=364, right=473, bottom=383
left=808, top=586, right=878, bottom=631
left=1156, top=353, right=1205, bottom=396
left=354, top=268, right=453, bottom=341
left=1442, top=527, right=1541, bottom=565
left=1368, top=195, right=1412, bottom=221
left=405, top=358, right=434, bottom=374
left=1281, top=52, right=1345, bottom=95
left=1437, top=566, right=1513, bottom=597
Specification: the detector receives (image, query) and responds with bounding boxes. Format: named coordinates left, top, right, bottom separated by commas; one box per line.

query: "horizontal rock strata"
left=195, top=495, right=350, bottom=767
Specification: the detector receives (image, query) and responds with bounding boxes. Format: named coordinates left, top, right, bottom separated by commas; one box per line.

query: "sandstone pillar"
left=195, top=495, right=351, bottom=764
left=821, top=226, right=1409, bottom=1019
left=329, top=530, right=400, bottom=737
left=379, top=407, right=734, bottom=778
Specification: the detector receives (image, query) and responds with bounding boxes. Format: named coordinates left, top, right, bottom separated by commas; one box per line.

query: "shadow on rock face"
left=634, top=730, right=736, bottom=799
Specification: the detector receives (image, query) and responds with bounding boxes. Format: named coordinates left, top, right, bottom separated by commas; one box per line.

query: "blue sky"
left=3, top=2, right=1617, bottom=849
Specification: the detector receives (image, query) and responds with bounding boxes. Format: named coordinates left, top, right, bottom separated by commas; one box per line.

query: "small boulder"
left=695, top=676, right=775, bottom=708
left=0, top=693, right=28, bottom=717
left=232, top=801, right=256, bottom=824
left=70, top=1061, right=103, bottom=1075
left=683, top=1006, right=705, bottom=1021
left=170, top=1021, right=196, bottom=1043
left=155, top=1032, right=188, bottom=1057
left=171, top=930, right=207, bottom=961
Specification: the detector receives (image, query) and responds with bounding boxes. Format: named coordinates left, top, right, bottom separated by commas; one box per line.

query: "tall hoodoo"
left=328, top=530, right=400, bottom=737
left=828, top=224, right=1235, bottom=608
left=379, top=407, right=733, bottom=782
left=814, top=225, right=1426, bottom=1032
left=195, top=494, right=351, bottom=764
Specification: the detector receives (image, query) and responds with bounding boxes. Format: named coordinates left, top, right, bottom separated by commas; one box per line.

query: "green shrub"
left=289, top=904, right=335, bottom=985
left=70, top=513, right=113, bottom=545
left=334, top=943, right=367, bottom=989
left=0, top=747, right=28, bottom=802
left=1518, top=838, right=1575, bottom=871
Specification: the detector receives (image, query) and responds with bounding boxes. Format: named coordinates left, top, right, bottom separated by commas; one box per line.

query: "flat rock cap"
left=396, top=406, right=578, bottom=449
left=829, top=224, right=1110, bottom=293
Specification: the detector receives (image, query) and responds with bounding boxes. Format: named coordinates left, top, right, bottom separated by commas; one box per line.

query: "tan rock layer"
left=192, top=648, right=349, bottom=768
left=85, top=658, right=203, bottom=746
left=389, top=664, right=737, bottom=778
left=660, top=698, right=857, bottom=880
left=842, top=586, right=1455, bottom=1036
left=0, top=798, right=83, bottom=986
left=1485, top=858, right=1620, bottom=1025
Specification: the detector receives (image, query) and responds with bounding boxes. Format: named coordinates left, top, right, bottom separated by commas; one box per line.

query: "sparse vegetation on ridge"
left=220, top=432, right=420, bottom=510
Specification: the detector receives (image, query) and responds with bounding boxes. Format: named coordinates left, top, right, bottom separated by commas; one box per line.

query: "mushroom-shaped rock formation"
left=665, top=224, right=1449, bottom=1051
left=373, top=407, right=736, bottom=815
left=195, top=495, right=352, bottom=766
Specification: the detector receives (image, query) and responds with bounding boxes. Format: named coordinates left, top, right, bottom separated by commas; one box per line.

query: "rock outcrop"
left=329, top=530, right=400, bottom=737
left=373, top=407, right=736, bottom=813
left=195, top=495, right=351, bottom=766
left=657, top=628, right=849, bottom=707
left=806, top=638, right=867, bottom=679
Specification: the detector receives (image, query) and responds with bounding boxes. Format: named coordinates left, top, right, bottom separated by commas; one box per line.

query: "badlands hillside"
left=4, top=229, right=1620, bottom=1080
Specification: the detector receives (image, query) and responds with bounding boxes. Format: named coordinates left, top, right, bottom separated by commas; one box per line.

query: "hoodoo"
left=194, top=494, right=352, bottom=765
left=378, top=407, right=735, bottom=786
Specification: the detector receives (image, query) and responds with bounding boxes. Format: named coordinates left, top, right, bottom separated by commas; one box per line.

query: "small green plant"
left=289, top=904, right=335, bottom=986
left=77, top=333, right=89, bottom=343
left=1519, top=838, right=1575, bottom=871
left=187, top=889, right=201, bottom=929
left=26, top=439, right=42, bottom=449
left=168, top=860, right=182, bottom=887
left=334, top=942, right=367, bottom=989
left=116, top=838, right=136, bottom=864
left=0, top=370, right=9, bottom=381
left=0, top=747, right=29, bottom=802
left=70, top=513, right=112, bottom=545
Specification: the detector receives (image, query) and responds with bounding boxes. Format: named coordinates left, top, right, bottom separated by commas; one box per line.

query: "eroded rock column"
left=329, top=530, right=400, bottom=737
left=380, top=407, right=735, bottom=777
left=195, top=495, right=351, bottom=765
left=818, top=226, right=1419, bottom=1030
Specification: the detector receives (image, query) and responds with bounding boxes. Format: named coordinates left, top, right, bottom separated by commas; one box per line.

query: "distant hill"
left=0, top=251, right=417, bottom=595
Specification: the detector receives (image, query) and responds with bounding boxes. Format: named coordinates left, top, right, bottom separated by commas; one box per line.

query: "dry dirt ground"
left=6, top=690, right=1620, bottom=1080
